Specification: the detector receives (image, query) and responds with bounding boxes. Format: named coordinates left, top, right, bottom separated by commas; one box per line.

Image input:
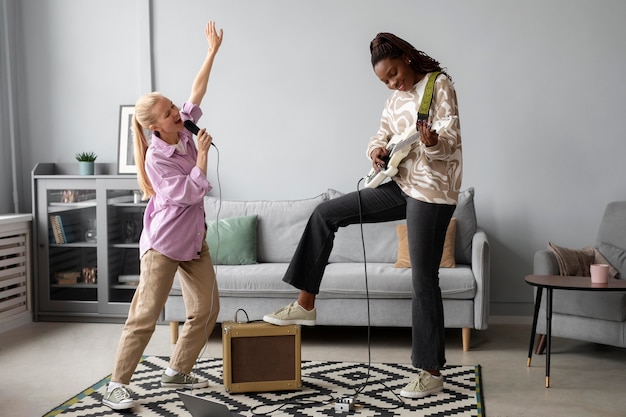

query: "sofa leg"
left=462, top=328, right=471, bottom=352
left=170, top=322, right=179, bottom=344
left=535, top=334, right=546, bottom=355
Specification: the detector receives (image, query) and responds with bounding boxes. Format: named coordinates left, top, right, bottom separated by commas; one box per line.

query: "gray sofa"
left=533, top=201, right=626, bottom=349
left=164, top=188, right=490, bottom=351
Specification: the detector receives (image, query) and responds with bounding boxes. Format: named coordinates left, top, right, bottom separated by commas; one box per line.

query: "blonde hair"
left=132, top=92, right=165, bottom=200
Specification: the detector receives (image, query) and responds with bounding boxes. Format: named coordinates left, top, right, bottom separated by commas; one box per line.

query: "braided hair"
left=370, top=32, right=449, bottom=80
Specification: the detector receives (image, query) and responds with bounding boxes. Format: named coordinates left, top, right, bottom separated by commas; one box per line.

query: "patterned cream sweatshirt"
left=366, top=72, right=462, bottom=205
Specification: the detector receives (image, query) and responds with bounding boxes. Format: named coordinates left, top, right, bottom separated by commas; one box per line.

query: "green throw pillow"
left=206, top=215, right=258, bottom=265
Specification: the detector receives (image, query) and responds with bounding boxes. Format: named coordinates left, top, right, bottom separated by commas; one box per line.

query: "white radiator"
left=0, top=215, right=32, bottom=332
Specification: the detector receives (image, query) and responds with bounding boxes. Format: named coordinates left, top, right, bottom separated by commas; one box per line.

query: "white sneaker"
left=161, top=372, right=209, bottom=388
left=263, top=301, right=316, bottom=326
left=400, top=370, right=444, bottom=398
left=102, top=385, right=135, bottom=410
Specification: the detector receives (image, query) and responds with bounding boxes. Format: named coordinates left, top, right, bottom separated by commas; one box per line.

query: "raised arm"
left=188, top=21, right=223, bottom=106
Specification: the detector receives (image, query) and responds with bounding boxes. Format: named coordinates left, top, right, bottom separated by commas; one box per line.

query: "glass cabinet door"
left=106, top=189, right=145, bottom=303
left=46, top=188, right=98, bottom=303
left=33, top=165, right=147, bottom=320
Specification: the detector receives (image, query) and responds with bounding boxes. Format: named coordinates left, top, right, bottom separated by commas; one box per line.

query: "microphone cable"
left=188, top=141, right=222, bottom=392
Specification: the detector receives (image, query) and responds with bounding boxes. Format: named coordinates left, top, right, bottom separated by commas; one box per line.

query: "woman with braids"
left=263, top=32, right=462, bottom=399
left=102, top=21, right=223, bottom=411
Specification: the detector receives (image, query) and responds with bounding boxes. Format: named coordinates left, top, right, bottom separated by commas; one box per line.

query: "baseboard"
left=0, top=312, right=32, bottom=335
left=489, top=301, right=535, bottom=317
left=488, top=315, right=532, bottom=325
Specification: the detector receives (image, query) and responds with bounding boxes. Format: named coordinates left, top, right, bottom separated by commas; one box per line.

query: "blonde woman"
left=103, top=21, right=223, bottom=411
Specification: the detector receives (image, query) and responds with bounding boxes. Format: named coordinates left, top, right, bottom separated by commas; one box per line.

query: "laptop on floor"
left=177, top=391, right=234, bottom=417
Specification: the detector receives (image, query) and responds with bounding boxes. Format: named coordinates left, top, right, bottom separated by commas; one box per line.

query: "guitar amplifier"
left=222, top=321, right=301, bottom=393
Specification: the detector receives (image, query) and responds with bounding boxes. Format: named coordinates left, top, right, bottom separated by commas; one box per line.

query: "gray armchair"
left=533, top=201, right=626, bottom=351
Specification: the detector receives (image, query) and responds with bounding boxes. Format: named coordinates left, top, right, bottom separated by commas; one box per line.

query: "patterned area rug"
left=44, top=356, right=483, bottom=416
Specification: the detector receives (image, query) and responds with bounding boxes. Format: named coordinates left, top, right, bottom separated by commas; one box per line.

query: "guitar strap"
left=417, top=71, right=441, bottom=121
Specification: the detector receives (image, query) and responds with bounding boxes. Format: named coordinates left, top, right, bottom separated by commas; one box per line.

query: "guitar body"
left=363, top=116, right=456, bottom=189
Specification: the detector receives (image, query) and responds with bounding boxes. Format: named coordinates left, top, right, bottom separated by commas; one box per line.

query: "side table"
left=525, top=274, right=626, bottom=387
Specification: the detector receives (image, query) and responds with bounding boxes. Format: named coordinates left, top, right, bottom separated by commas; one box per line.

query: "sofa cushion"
left=595, top=201, right=626, bottom=251
left=212, top=264, right=296, bottom=296
left=453, top=188, right=477, bottom=265
left=317, top=263, right=476, bottom=300
left=552, top=291, right=626, bottom=322
left=541, top=243, right=620, bottom=279
left=547, top=243, right=595, bottom=276
left=204, top=193, right=327, bottom=263
left=594, top=247, right=620, bottom=279
left=330, top=221, right=400, bottom=263
left=394, top=218, right=456, bottom=268
left=327, top=189, right=400, bottom=263
left=598, top=242, right=626, bottom=279
left=206, top=215, right=257, bottom=265
left=200, top=262, right=476, bottom=300
left=328, top=188, right=477, bottom=265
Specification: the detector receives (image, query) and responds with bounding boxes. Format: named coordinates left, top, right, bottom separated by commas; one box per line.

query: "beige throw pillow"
left=546, top=243, right=619, bottom=278
left=395, top=218, right=457, bottom=268
left=547, top=243, right=595, bottom=276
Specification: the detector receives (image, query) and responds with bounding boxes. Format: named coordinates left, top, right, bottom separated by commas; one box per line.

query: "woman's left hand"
left=418, top=119, right=438, bottom=147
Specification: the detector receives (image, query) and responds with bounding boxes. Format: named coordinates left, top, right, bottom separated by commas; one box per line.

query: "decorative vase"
left=123, top=217, right=139, bottom=243
left=84, top=219, right=97, bottom=243
left=78, top=161, right=95, bottom=175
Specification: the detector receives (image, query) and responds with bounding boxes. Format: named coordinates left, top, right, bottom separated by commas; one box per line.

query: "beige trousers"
left=111, top=240, right=219, bottom=384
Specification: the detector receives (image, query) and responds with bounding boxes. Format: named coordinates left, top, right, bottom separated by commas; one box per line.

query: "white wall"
left=12, top=0, right=626, bottom=315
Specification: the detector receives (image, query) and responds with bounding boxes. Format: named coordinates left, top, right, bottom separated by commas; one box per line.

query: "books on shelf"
left=49, top=215, right=76, bottom=244
left=53, top=271, right=81, bottom=285
left=118, top=275, right=140, bottom=285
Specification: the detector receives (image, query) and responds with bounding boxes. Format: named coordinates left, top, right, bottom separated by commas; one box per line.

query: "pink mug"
left=590, top=264, right=609, bottom=284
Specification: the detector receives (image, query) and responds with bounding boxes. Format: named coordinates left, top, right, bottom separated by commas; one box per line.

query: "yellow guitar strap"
left=417, top=71, right=441, bottom=121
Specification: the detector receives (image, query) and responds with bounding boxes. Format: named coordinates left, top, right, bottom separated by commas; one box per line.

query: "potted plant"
left=75, top=151, right=97, bottom=175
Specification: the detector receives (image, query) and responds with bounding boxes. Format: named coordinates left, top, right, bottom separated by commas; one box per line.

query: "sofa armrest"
left=533, top=250, right=559, bottom=275
left=471, top=228, right=490, bottom=330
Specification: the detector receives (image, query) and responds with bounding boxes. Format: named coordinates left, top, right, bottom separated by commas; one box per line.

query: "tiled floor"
left=1, top=319, right=626, bottom=416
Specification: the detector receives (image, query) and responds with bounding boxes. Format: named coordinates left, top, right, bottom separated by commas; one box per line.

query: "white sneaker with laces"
left=161, top=372, right=209, bottom=388
left=263, top=301, right=316, bottom=326
left=102, top=385, right=135, bottom=410
left=400, top=370, right=444, bottom=398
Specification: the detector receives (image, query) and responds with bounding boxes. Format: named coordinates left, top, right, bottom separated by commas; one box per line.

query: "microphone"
left=184, top=120, right=216, bottom=146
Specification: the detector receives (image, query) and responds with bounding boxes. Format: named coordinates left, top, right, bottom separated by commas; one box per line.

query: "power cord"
left=351, top=178, right=405, bottom=410
left=354, top=176, right=373, bottom=394
left=206, top=142, right=221, bottom=342
left=187, top=142, right=221, bottom=392
left=245, top=179, right=405, bottom=415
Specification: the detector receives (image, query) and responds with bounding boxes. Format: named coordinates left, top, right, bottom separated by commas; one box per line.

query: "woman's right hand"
left=195, top=128, right=212, bottom=174
left=197, top=128, right=213, bottom=153
left=370, top=147, right=389, bottom=172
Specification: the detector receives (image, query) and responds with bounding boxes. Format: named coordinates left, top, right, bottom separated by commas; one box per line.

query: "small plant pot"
left=78, top=161, right=95, bottom=175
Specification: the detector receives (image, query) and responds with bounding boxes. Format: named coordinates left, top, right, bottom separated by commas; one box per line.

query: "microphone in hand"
left=184, top=120, right=216, bottom=146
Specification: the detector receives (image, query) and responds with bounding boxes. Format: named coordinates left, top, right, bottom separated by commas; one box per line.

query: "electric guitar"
left=363, top=116, right=457, bottom=189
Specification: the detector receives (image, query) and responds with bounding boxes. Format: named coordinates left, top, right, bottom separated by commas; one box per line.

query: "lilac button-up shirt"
left=139, top=102, right=212, bottom=261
